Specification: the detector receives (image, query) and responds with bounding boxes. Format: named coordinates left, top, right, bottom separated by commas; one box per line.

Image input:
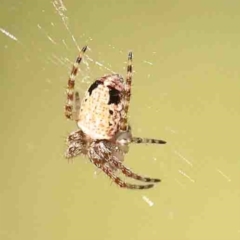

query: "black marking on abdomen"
left=108, top=87, right=121, bottom=105
left=88, top=80, right=103, bottom=96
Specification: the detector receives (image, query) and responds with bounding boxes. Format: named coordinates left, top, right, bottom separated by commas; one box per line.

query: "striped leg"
left=111, top=159, right=161, bottom=183
left=92, top=158, right=155, bottom=190
left=132, top=137, right=166, bottom=144
left=65, top=129, right=87, bottom=161
left=65, top=46, right=87, bottom=120
left=120, top=51, right=133, bottom=131
left=74, top=91, right=81, bottom=116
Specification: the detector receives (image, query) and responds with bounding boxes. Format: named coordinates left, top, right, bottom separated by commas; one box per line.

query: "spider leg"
left=115, top=131, right=166, bottom=147
left=111, top=158, right=161, bottom=183
left=74, top=91, right=81, bottom=116
left=132, top=137, right=166, bottom=144
left=120, top=51, right=133, bottom=131
left=91, top=158, right=155, bottom=190
left=65, top=141, right=83, bottom=160
left=66, top=129, right=85, bottom=144
left=65, top=129, right=87, bottom=160
left=65, top=46, right=87, bottom=120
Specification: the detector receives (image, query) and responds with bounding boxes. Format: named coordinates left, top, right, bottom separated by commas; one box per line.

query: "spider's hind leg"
left=65, top=46, right=87, bottom=120
left=120, top=52, right=133, bottom=131
left=72, top=91, right=81, bottom=120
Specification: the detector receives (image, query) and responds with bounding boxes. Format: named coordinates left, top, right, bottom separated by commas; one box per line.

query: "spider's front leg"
left=114, top=131, right=132, bottom=153
left=88, top=141, right=155, bottom=189
left=115, top=130, right=166, bottom=149
left=65, top=46, right=87, bottom=120
left=132, top=137, right=166, bottom=145
left=65, top=129, right=87, bottom=160
left=111, top=158, right=161, bottom=184
left=91, top=158, right=156, bottom=190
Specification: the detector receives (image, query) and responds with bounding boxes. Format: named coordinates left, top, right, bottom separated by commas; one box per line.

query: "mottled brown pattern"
left=78, top=75, right=125, bottom=140
left=64, top=46, right=166, bottom=190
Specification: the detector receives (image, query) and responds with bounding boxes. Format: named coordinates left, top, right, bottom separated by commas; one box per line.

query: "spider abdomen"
left=77, top=74, right=125, bottom=140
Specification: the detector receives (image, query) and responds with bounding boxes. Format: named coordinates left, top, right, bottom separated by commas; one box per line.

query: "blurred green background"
left=1, top=0, right=240, bottom=240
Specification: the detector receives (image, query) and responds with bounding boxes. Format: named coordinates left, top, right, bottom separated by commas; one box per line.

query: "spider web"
left=0, top=0, right=201, bottom=203
left=1, top=2, right=240, bottom=240
left=1, top=0, right=233, bottom=206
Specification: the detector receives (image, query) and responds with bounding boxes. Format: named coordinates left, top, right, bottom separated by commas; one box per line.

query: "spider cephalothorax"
left=64, top=46, right=166, bottom=189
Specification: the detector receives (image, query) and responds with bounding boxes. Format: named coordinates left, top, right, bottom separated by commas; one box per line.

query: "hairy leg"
left=65, top=46, right=87, bottom=120
left=120, top=52, right=133, bottom=131
left=132, top=137, right=166, bottom=144
left=111, top=158, right=161, bottom=183
left=91, top=158, right=155, bottom=190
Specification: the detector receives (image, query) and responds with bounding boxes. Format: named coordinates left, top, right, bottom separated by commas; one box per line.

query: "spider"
left=64, top=46, right=166, bottom=189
